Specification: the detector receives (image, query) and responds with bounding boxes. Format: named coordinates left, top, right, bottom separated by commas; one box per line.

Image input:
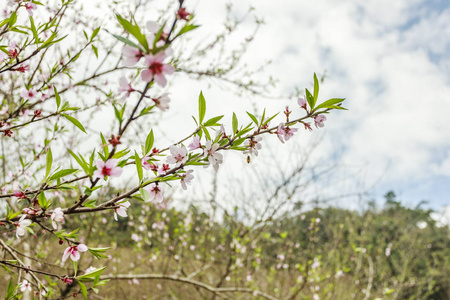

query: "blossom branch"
left=0, top=239, right=48, bottom=292
left=100, top=273, right=279, bottom=300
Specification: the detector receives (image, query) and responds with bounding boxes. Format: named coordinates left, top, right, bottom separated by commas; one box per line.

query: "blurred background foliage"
left=4, top=191, right=446, bottom=299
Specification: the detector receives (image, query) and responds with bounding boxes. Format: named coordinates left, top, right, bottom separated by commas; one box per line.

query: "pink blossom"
left=243, top=136, right=262, bottom=156
left=21, top=109, right=31, bottom=118
left=16, top=64, right=29, bottom=73
left=122, top=46, right=144, bottom=67
left=141, top=52, right=175, bottom=87
left=8, top=41, right=19, bottom=58
left=147, top=21, right=159, bottom=34
left=146, top=21, right=168, bottom=43
left=275, top=123, right=298, bottom=143
left=13, top=190, right=28, bottom=199
left=188, top=136, right=202, bottom=151
left=176, top=8, right=191, bottom=21
left=131, top=233, right=141, bottom=242
left=204, top=141, right=223, bottom=170
left=298, top=97, right=307, bottom=109
left=114, top=201, right=131, bottom=221
left=180, top=169, right=194, bottom=190
left=118, top=76, right=135, bottom=99
left=146, top=34, right=165, bottom=51
left=219, top=124, right=228, bottom=139
left=158, top=163, right=170, bottom=176
left=0, top=51, right=7, bottom=62
left=20, top=88, right=37, bottom=100
left=152, top=93, right=170, bottom=111
left=62, top=277, right=73, bottom=284
left=51, top=207, right=64, bottom=229
left=23, top=207, right=38, bottom=215
left=15, top=215, right=32, bottom=239
left=19, top=279, right=32, bottom=292
left=166, top=145, right=188, bottom=167
left=145, top=183, right=163, bottom=203
left=93, top=159, right=123, bottom=180
left=25, top=1, right=37, bottom=16
left=141, top=156, right=152, bottom=170
left=314, top=115, right=327, bottom=128
left=311, top=258, right=320, bottom=269
left=62, top=244, right=88, bottom=262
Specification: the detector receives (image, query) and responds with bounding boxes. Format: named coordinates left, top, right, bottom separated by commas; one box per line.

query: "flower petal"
left=154, top=74, right=167, bottom=87
left=77, top=244, right=88, bottom=252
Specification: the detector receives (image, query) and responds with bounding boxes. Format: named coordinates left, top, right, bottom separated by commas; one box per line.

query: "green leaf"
left=176, top=24, right=200, bottom=38
left=313, top=98, right=346, bottom=111
left=88, top=248, right=110, bottom=260
left=305, top=88, right=314, bottom=110
left=7, top=209, right=21, bottom=221
left=29, top=16, right=39, bottom=43
left=232, top=113, right=238, bottom=134
left=61, top=114, right=86, bottom=134
left=67, top=149, right=89, bottom=174
left=234, top=124, right=254, bottom=138
left=198, top=91, right=206, bottom=124
left=113, top=104, right=123, bottom=124
left=203, top=115, right=224, bottom=126
left=232, top=138, right=246, bottom=147
left=247, top=111, right=258, bottom=126
left=55, top=228, right=79, bottom=240
left=116, top=14, right=149, bottom=52
left=134, top=151, right=143, bottom=182
left=8, top=12, right=17, bottom=28
left=91, top=44, right=98, bottom=58
left=77, top=267, right=107, bottom=281
left=91, top=26, right=101, bottom=41
left=78, top=281, right=87, bottom=299
left=201, top=125, right=211, bottom=140
left=73, top=260, right=78, bottom=277
left=105, top=29, right=140, bottom=49
left=152, top=22, right=167, bottom=51
left=246, top=112, right=259, bottom=126
left=313, top=73, right=319, bottom=103
left=46, top=148, right=52, bottom=178
left=260, top=109, right=266, bottom=126
left=49, top=169, right=77, bottom=181
left=100, top=132, right=109, bottom=158
left=327, top=105, right=347, bottom=110
left=42, top=33, right=67, bottom=49
left=0, top=18, right=10, bottom=29
left=54, top=87, right=61, bottom=110
left=144, top=129, right=154, bottom=155
left=140, top=188, right=149, bottom=201
left=263, top=112, right=279, bottom=126
left=38, top=192, right=49, bottom=209
left=5, top=279, right=17, bottom=300
left=83, top=199, right=97, bottom=207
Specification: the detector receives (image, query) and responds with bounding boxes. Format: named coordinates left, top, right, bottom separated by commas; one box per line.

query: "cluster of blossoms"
left=7, top=1, right=37, bottom=16
left=121, top=21, right=175, bottom=87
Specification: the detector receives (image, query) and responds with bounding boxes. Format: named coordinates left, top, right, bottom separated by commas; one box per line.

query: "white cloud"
left=191, top=0, right=450, bottom=207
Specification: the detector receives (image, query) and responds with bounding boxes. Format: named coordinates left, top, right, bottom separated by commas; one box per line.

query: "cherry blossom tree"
left=0, top=0, right=346, bottom=299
